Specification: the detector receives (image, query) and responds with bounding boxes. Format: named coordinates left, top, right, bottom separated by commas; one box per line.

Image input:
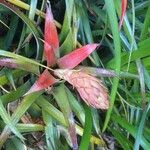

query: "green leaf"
left=140, top=5, right=150, bottom=41
left=16, top=123, right=44, bottom=133
left=92, top=109, right=101, bottom=135
left=0, top=70, right=27, bottom=86
left=36, top=96, right=105, bottom=146
left=59, top=30, right=74, bottom=55
left=76, top=2, right=100, bottom=65
left=60, top=0, right=74, bottom=43
left=65, top=87, right=85, bottom=125
left=28, top=0, right=37, bottom=21
left=107, top=38, right=150, bottom=69
left=42, top=110, right=58, bottom=150
left=60, top=12, right=70, bottom=43
left=52, top=84, right=73, bottom=126
left=10, top=91, right=43, bottom=125
left=0, top=100, right=24, bottom=141
left=79, top=104, right=92, bottom=150
left=1, top=81, right=30, bottom=106
left=0, top=1, right=42, bottom=59
left=134, top=103, right=150, bottom=150
left=53, top=84, right=78, bottom=150
left=4, top=68, right=16, bottom=90
left=36, top=96, right=66, bottom=126
left=110, top=128, right=132, bottom=150
left=0, top=91, right=43, bottom=148
left=103, top=0, right=121, bottom=132
left=3, top=15, right=19, bottom=50
left=5, top=137, right=26, bottom=150
left=111, top=114, right=150, bottom=149
left=0, top=50, right=46, bottom=71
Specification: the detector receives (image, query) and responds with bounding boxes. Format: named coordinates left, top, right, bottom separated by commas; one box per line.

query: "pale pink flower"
left=55, top=69, right=109, bottom=109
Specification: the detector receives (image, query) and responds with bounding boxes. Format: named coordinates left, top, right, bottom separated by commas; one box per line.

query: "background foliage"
left=0, top=0, right=150, bottom=149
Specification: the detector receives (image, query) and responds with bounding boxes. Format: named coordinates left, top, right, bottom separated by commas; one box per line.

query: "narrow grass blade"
left=59, top=11, right=71, bottom=43
left=60, top=0, right=74, bottom=42
left=134, top=103, right=150, bottom=150
left=79, top=104, right=92, bottom=150
left=103, top=0, right=121, bottom=131
left=72, top=6, right=78, bottom=49
left=143, top=67, right=150, bottom=90
left=140, top=5, right=150, bottom=41
left=24, top=0, right=37, bottom=55
left=0, top=19, right=9, bottom=29
left=3, top=68, right=16, bottom=90
left=107, top=38, right=150, bottom=70
left=92, top=109, right=101, bottom=135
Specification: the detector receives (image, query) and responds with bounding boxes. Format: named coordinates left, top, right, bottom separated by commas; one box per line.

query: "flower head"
left=55, top=69, right=109, bottom=109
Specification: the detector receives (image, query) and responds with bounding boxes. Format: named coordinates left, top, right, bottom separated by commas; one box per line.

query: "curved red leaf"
left=25, top=69, right=57, bottom=95
left=57, top=44, right=99, bottom=69
left=44, top=4, right=59, bottom=66
left=119, top=0, right=127, bottom=30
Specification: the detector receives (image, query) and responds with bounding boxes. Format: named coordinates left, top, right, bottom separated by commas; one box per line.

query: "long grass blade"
left=103, top=0, right=121, bottom=131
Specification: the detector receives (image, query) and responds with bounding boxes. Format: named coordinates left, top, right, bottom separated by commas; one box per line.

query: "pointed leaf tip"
left=57, top=44, right=99, bottom=69
left=119, top=0, right=127, bottom=30
left=44, top=3, right=59, bottom=66
left=25, top=69, right=57, bottom=95
left=45, top=4, right=59, bottom=49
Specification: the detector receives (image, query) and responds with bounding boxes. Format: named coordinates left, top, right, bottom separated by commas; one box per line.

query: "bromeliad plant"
left=0, top=4, right=109, bottom=110
left=37, top=4, right=109, bottom=110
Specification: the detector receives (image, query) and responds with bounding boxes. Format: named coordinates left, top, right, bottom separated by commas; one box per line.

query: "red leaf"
left=44, top=4, right=59, bottom=66
left=57, top=44, right=99, bottom=69
left=119, top=0, right=127, bottom=30
left=25, top=69, right=57, bottom=95
left=44, top=42, right=56, bottom=66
